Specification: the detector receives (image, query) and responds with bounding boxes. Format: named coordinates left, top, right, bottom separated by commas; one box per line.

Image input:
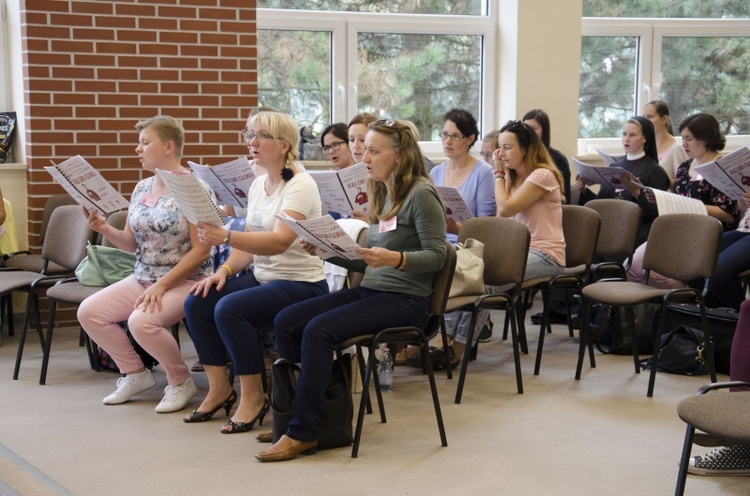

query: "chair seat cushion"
left=46, top=281, right=103, bottom=304
left=582, top=281, right=666, bottom=306
left=4, top=255, right=69, bottom=275
left=677, top=392, right=750, bottom=443
left=0, top=271, right=50, bottom=293
left=445, top=295, right=481, bottom=311
left=521, top=276, right=551, bottom=290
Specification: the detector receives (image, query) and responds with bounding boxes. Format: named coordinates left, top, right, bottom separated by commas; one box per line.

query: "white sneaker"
left=155, top=377, right=198, bottom=413
left=102, top=370, right=156, bottom=405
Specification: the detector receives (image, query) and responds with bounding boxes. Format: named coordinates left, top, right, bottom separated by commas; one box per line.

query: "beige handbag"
left=449, top=238, right=485, bottom=298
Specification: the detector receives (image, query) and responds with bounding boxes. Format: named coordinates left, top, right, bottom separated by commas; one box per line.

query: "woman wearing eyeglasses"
left=494, top=120, right=566, bottom=280
left=254, top=118, right=447, bottom=462
left=321, top=123, right=355, bottom=172
left=182, top=111, right=328, bottom=434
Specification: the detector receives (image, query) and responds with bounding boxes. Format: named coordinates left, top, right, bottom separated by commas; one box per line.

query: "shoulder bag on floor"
left=75, top=242, right=136, bottom=287
left=270, top=356, right=353, bottom=450
left=643, top=325, right=708, bottom=376
left=449, top=238, right=485, bottom=298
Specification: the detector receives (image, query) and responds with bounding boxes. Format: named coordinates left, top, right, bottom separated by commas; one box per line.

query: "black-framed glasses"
left=440, top=131, right=466, bottom=141
left=241, top=128, right=277, bottom=142
left=322, top=141, right=346, bottom=153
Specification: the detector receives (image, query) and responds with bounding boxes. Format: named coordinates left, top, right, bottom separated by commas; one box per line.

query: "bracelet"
left=223, top=229, right=232, bottom=245
left=494, top=171, right=506, bottom=178
left=396, top=251, right=404, bottom=270
left=399, top=252, right=406, bottom=271
left=220, top=264, right=232, bottom=277
left=495, top=176, right=505, bottom=182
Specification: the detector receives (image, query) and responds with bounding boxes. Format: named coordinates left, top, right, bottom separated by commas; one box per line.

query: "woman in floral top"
left=78, top=115, right=212, bottom=413
left=627, top=113, right=738, bottom=288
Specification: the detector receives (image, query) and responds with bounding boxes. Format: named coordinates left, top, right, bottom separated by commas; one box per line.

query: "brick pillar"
left=20, top=0, right=257, bottom=325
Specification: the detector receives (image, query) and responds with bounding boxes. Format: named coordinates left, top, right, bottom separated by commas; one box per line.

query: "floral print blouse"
left=674, top=159, right=739, bottom=231
left=129, top=176, right=213, bottom=286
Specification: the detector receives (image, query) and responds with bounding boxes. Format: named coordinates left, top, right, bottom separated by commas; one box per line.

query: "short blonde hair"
left=134, top=115, right=185, bottom=158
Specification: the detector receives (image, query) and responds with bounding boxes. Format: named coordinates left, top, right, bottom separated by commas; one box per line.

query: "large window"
left=580, top=2, right=750, bottom=145
left=257, top=5, right=495, bottom=150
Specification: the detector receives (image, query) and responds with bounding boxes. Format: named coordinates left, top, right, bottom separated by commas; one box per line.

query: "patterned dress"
left=673, top=159, right=739, bottom=231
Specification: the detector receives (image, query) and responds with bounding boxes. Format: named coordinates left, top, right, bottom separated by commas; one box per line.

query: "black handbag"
left=593, top=302, right=661, bottom=355
left=645, top=325, right=708, bottom=376
left=270, top=356, right=354, bottom=450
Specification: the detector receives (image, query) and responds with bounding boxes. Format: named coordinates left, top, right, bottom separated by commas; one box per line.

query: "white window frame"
left=257, top=7, right=497, bottom=157
left=579, top=17, right=750, bottom=155
left=0, top=0, right=10, bottom=111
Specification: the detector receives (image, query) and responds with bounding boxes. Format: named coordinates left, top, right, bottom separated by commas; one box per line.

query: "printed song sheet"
left=648, top=188, right=708, bottom=216
left=694, top=146, right=750, bottom=200
left=308, top=163, right=370, bottom=215
left=571, top=157, right=644, bottom=189
left=154, top=169, right=225, bottom=227
left=187, top=157, right=257, bottom=209
left=274, top=214, right=362, bottom=260
left=44, top=155, right=130, bottom=215
left=435, top=186, right=474, bottom=223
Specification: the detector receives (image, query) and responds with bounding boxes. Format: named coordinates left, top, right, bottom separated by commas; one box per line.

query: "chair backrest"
left=585, top=199, right=641, bottom=264
left=41, top=205, right=91, bottom=271
left=102, top=210, right=128, bottom=248
left=458, top=217, right=531, bottom=287
left=427, top=239, right=457, bottom=316
left=561, top=205, right=601, bottom=270
left=643, top=214, right=723, bottom=282
left=39, top=194, right=77, bottom=244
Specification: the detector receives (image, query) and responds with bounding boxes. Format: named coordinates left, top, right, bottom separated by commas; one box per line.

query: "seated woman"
left=182, top=111, right=328, bottom=433
left=78, top=115, right=213, bottom=413
left=408, top=109, right=494, bottom=367
left=494, top=119, right=566, bottom=281
left=642, top=100, right=686, bottom=185
left=347, top=112, right=378, bottom=165
left=522, top=109, right=572, bottom=204
left=576, top=116, right=670, bottom=246
left=255, top=118, right=447, bottom=461
left=320, top=122, right=357, bottom=221
left=627, top=113, right=738, bottom=289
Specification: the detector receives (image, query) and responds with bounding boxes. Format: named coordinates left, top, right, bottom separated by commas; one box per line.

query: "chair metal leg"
left=576, top=298, right=596, bottom=380
left=516, top=296, right=529, bottom=354
left=454, top=310, right=480, bottom=404
left=534, top=291, right=553, bottom=375
left=354, top=344, right=373, bottom=415
left=625, top=306, right=641, bottom=375
left=675, top=425, right=695, bottom=496
left=439, top=315, right=453, bottom=380
left=351, top=349, right=376, bottom=458
left=39, top=300, right=58, bottom=385
left=421, top=340, right=447, bottom=447
left=13, top=291, right=37, bottom=380
left=6, top=294, right=15, bottom=336
left=508, top=302, right=524, bottom=394
left=647, top=302, right=670, bottom=397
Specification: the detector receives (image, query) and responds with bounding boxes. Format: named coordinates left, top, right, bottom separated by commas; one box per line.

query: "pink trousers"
left=78, top=275, right=194, bottom=385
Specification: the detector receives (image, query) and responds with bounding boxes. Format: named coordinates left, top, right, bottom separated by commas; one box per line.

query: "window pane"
left=259, top=0, right=486, bottom=16
left=356, top=33, right=482, bottom=140
left=583, top=0, right=750, bottom=18
left=257, top=30, right=331, bottom=133
left=579, top=36, right=638, bottom=138
left=661, top=36, right=750, bottom=135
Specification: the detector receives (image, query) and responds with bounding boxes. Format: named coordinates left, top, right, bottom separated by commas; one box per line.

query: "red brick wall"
left=19, top=0, right=257, bottom=324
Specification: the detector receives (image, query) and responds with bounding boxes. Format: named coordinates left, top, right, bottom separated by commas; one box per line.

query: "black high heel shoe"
left=221, top=398, right=270, bottom=434
left=183, top=390, right=237, bottom=423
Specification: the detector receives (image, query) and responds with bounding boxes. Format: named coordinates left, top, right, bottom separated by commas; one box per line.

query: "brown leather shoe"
left=256, top=431, right=273, bottom=443
left=255, top=435, right=317, bottom=462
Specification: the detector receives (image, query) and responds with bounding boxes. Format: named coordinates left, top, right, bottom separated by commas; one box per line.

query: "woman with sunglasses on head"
left=255, top=118, right=447, bottom=462
left=403, top=109, right=495, bottom=368
left=522, top=109, right=572, bottom=204
left=182, top=111, right=328, bottom=434
left=576, top=116, right=670, bottom=246
left=494, top=120, right=566, bottom=280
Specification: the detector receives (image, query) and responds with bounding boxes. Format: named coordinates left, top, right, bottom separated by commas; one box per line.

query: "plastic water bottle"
left=379, top=347, right=394, bottom=393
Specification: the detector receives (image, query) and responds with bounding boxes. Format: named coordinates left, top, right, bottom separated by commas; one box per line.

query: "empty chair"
left=5, top=205, right=91, bottom=380
left=575, top=213, right=723, bottom=397
left=446, top=217, right=530, bottom=402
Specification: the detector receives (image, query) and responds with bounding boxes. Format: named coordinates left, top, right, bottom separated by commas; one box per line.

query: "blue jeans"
left=184, top=271, right=328, bottom=375
left=707, top=230, right=750, bottom=311
left=274, top=286, right=430, bottom=442
left=525, top=249, right=565, bottom=280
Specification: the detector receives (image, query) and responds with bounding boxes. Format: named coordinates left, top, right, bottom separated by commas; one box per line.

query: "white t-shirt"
left=245, top=172, right=325, bottom=284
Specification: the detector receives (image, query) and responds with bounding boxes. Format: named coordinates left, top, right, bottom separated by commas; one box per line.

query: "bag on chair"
left=75, top=242, right=136, bottom=287
left=270, top=355, right=354, bottom=450
left=449, top=238, right=485, bottom=298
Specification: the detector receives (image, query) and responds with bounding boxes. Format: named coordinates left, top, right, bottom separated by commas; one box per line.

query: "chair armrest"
left=694, top=381, right=750, bottom=396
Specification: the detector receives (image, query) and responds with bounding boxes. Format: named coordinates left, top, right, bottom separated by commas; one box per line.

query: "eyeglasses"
left=440, top=131, right=466, bottom=141
left=322, top=141, right=346, bottom=153
left=241, top=128, right=277, bottom=142
left=507, top=120, right=526, bottom=130
left=374, top=119, right=396, bottom=127
left=480, top=151, right=495, bottom=161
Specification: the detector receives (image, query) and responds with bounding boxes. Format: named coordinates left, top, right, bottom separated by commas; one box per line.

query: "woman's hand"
left=446, top=218, right=461, bottom=235
left=350, top=210, right=368, bottom=222
left=491, top=149, right=505, bottom=175
left=620, top=173, right=643, bottom=197
left=355, top=246, right=401, bottom=268
left=189, top=271, right=228, bottom=297
left=134, top=281, right=167, bottom=312
left=83, top=206, right=108, bottom=233
left=574, top=175, right=588, bottom=192
left=196, top=222, right=229, bottom=246
left=643, top=187, right=656, bottom=203
left=300, top=240, right=318, bottom=256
